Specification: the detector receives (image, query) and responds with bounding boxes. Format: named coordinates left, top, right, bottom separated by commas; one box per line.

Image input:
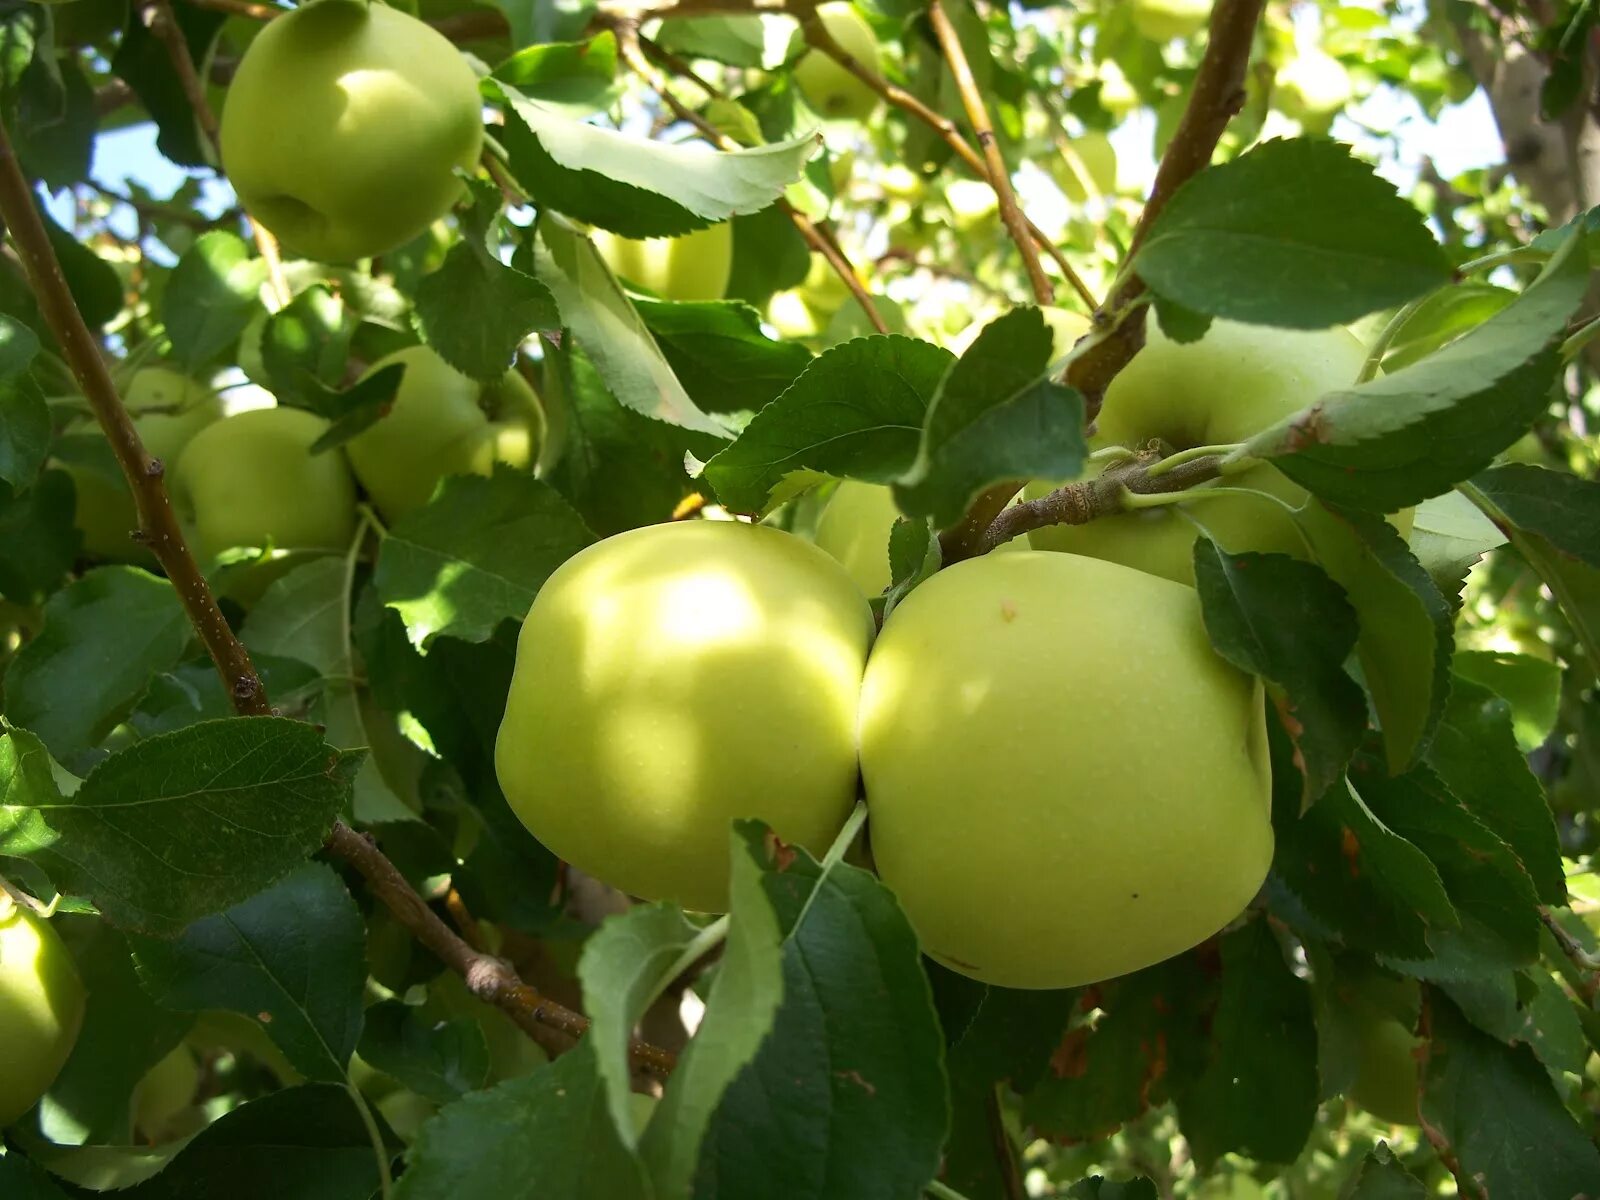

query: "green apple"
left=1129, top=0, right=1211, bottom=42
left=170, top=406, right=359, bottom=566
left=345, top=346, right=543, bottom=520
left=792, top=3, right=882, bottom=122
left=945, top=179, right=999, bottom=235
left=496, top=521, right=874, bottom=912
left=65, top=368, right=222, bottom=563
left=219, top=0, right=484, bottom=263
left=131, top=1044, right=201, bottom=1142
left=1027, top=319, right=1392, bottom=586
left=0, top=901, right=86, bottom=1127
left=1097, top=61, right=1140, bottom=117
left=591, top=223, right=733, bottom=302
left=1350, top=1013, right=1420, bottom=1125
left=376, top=1089, right=437, bottom=1144
left=1275, top=49, right=1352, bottom=134
left=859, top=551, right=1271, bottom=988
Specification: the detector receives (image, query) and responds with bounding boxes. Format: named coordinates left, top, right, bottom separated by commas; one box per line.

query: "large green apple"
left=170, top=406, right=358, bottom=566
left=496, top=521, right=874, bottom=912
left=1027, top=319, right=1388, bottom=585
left=1129, top=0, right=1210, bottom=41
left=1275, top=49, right=1353, bottom=134
left=65, top=368, right=222, bottom=563
left=591, top=223, right=733, bottom=302
left=345, top=346, right=543, bottom=520
left=859, top=551, right=1271, bottom=988
left=792, top=3, right=882, bottom=122
left=219, top=0, right=484, bottom=263
left=0, top=901, right=86, bottom=1127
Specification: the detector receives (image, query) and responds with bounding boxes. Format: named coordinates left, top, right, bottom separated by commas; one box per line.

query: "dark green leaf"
left=1471, top=462, right=1600, bottom=565
left=3, top=566, right=190, bottom=763
left=634, top=296, right=812, bottom=415
left=704, top=335, right=952, bottom=514
left=1065, top=1175, right=1159, bottom=1199
left=128, top=653, right=322, bottom=740
left=297, top=363, right=406, bottom=454
left=1251, top=236, right=1589, bottom=511
left=164, top=232, right=271, bottom=370
left=0, top=1155, right=74, bottom=1200
left=374, top=471, right=595, bottom=650
left=1193, top=542, right=1364, bottom=803
left=357, top=1000, right=491, bottom=1103
left=1451, top=649, right=1561, bottom=751
left=131, top=863, right=367, bottom=1083
left=881, top=514, right=939, bottom=616
left=1421, top=991, right=1600, bottom=1198
left=41, top=201, right=121, bottom=330
left=0, top=470, right=78, bottom=603
left=725, top=204, right=810, bottom=308
left=1342, top=1144, right=1427, bottom=1199
left=895, top=308, right=1086, bottom=528
left=493, top=31, right=622, bottom=117
left=1136, top=139, right=1450, bottom=328
left=0, top=718, right=357, bottom=936
left=108, top=5, right=226, bottom=167
left=0, top=314, right=44, bottom=488
left=13, top=54, right=96, bottom=190
left=259, top=284, right=352, bottom=405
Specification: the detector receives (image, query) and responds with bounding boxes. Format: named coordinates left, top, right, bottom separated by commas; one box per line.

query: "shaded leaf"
left=633, top=296, right=812, bottom=415
left=163, top=232, right=270, bottom=370
left=357, top=1000, right=491, bottom=1103
left=0, top=314, right=46, bottom=488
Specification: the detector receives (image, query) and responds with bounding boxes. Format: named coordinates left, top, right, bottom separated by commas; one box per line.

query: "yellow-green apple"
left=859, top=551, right=1271, bottom=988
left=0, top=902, right=86, bottom=1127
left=1097, top=61, right=1140, bottom=116
left=131, top=1044, right=201, bottom=1142
left=1350, top=1012, right=1421, bottom=1125
left=170, top=406, right=358, bottom=566
left=1129, top=0, right=1211, bottom=41
left=344, top=346, right=543, bottom=520
left=1275, top=49, right=1352, bottom=134
left=496, top=521, right=874, bottom=912
left=67, top=367, right=222, bottom=562
left=376, top=1089, right=437, bottom=1143
left=219, top=0, right=484, bottom=263
left=792, top=3, right=882, bottom=121
left=590, top=223, right=733, bottom=302
left=1026, top=319, right=1408, bottom=585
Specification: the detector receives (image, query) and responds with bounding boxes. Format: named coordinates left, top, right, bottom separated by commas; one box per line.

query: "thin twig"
left=142, top=0, right=291, bottom=306
left=606, top=15, right=887, bottom=333
left=0, top=115, right=272, bottom=713
left=1541, top=908, right=1600, bottom=1001
left=179, top=0, right=284, bottom=19
left=925, top=1, right=1051, bottom=306
left=639, top=34, right=726, bottom=100
left=794, top=4, right=1093, bottom=313
left=326, top=824, right=678, bottom=1076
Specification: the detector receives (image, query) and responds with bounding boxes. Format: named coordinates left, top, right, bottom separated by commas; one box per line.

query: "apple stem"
left=1143, top=441, right=1246, bottom=478
left=1541, top=908, right=1600, bottom=994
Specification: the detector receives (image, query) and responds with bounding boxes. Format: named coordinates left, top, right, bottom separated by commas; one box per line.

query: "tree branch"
left=925, top=0, right=1052, bottom=307
left=606, top=15, right=888, bottom=333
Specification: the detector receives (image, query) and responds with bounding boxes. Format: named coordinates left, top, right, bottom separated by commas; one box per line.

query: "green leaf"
left=116, top=1084, right=394, bottom=1200
left=108, top=5, right=225, bottom=167
left=374, top=472, right=595, bottom=650
left=577, top=902, right=699, bottom=1148
left=0, top=718, right=357, bottom=936
left=3, top=566, right=191, bottom=764
left=1298, top=504, right=1452, bottom=773
left=297, top=363, right=406, bottom=455
left=495, top=83, right=820, bottom=237
left=1170, top=921, right=1318, bottom=1166
left=1406, top=488, right=1506, bottom=602
left=1135, top=139, right=1450, bottom=328
left=259, top=284, right=353, bottom=405
left=1381, top=281, right=1514, bottom=372
left=531, top=217, right=730, bottom=437
left=1451, top=649, right=1561, bottom=751
left=13, top=54, right=96, bottom=191
left=357, top=1000, right=491, bottom=1103
left=0, top=1155, right=74, bottom=1200
left=163, top=232, right=271, bottom=370
left=0, top=314, right=45, bottom=488
left=703, top=335, right=952, bottom=514
left=1470, top=462, right=1600, bottom=565
left=655, top=14, right=767, bottom=67
left=633, top=296, right=812, bottom=415
left=0, top=470, right=78, bottom=604
left=726, top=204, right=810, bottom=308
left=1427, top=677, right=1565, bottom=905
left=131, top=863, right=367, bottom=1083
left=40, top=201, right=122, bottom=329
left=414, top=178, right=560, bottom=383
left=894, top=308, right=1086, bottom=528
left=882, top=514, right=940, bottom=617
left=1249, top=236, right=1589, bottom=511
left=1193, top=542, right=1364, bottom=804
left=392, top=1043, right=650, bottom=1200
left=1342, top=1144, right=1427, bottom=1199
left=1065, top=1179, right=1159, bottom=1200
left=493, top=31, right=622, bottom=118
left=693, top=824, right=948, bottom=1200
left=640, top=823, right=786, bottom=1198
left=1422, top=991, right=1600, bottom=1198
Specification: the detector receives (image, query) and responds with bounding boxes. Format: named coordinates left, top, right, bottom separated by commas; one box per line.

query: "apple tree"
left=0, top=0, right=1598, bottom=1197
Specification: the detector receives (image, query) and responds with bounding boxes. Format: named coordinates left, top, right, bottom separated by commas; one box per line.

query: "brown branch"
left=794, top=5, right=1095, bottom=314
left=1541, top=907, right=1600, bottom=1002
left=607, top=15, right=887, bottom=333
left=925, top=0, right=1052, bottom=307
left=0, top=118, right=271, bottom=713
left=639, top=34, right=726, bottom=101
left=327, top=824, right=677, bottom=1076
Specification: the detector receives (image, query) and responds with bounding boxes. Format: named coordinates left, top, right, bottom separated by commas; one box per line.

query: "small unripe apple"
left=376, top=1089, right=437, bottom=1144
left=170, top=406, right=359, bottom=566
left=496, top=521, right=874, bottom=912
left=345, top=346, right=543, bottom=520
left=66, top=368, right=221, bottom=563
left=860, top=551, right=1271, bottom=988
left=792, top=3, right=882, bottom=122
left=1097, top=61, right=1140, bottom=116
left=132, top=1043, right=201, bottom=1142
left=0, top=902, right=86, bottom=1127
left=591, top=223, right=734, bottom=302
left=220, top=0, right=485, bottom=262
left=1350, top=1013, right=1420, bottom=1125
left=1129, top=0, right=1211, bottom=42
left=1275, top=49, right=1353, bottom=134
left=1027, top=320, right=1404, bottom=585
